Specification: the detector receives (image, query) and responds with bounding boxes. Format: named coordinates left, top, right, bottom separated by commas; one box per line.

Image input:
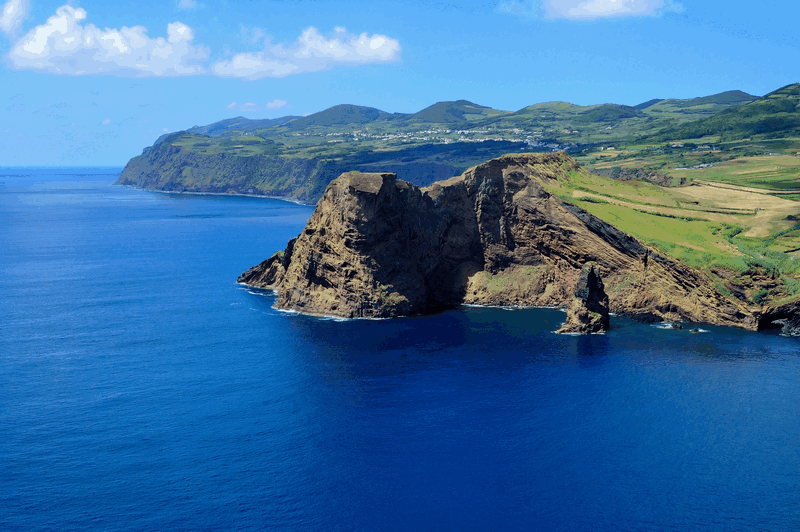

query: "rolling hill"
left=644, top=84, right=799, bottom=142
left=286, top=104, right=397, bottom=129
left=405, top=100, right=509, bottom=123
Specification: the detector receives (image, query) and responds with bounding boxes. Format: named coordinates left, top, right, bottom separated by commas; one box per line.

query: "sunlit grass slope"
left=531, top=161, right=800, bottom=306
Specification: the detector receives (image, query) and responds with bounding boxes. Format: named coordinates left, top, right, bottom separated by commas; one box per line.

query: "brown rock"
left=237, top=244, right=292, bottom=289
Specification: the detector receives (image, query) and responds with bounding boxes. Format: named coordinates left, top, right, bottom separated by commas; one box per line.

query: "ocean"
left=2, top=169, right=799, bottom=531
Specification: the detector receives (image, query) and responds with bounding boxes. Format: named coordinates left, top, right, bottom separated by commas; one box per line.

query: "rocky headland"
left=238, top=152, right=765, bottom=329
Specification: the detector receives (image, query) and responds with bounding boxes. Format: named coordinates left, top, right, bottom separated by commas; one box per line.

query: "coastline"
left=237, top=279, right=768, bottom=333
left=117, top=183, right=313, bottom=206
left=236, top=281, right=391, bottom=321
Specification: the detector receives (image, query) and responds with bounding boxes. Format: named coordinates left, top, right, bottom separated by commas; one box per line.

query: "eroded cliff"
left=239, top=153, right=757, bottom=328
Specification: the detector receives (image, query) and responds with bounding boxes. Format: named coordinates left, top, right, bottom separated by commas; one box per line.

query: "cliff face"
left=115, top=138, right=333, bottom=203
left=115, top=133, right=464, bottom=203
left=239, top=171, right=459, bottom=317
left=239, top=153, right=757, bottom=328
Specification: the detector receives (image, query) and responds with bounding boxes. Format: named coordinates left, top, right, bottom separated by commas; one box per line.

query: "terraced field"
left=671, top=155, right=800, bottom=191
left=538, top=165, right=800, bottom=283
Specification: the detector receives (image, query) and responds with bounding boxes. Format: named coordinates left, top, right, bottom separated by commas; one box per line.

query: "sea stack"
left=557, top=262, right=610, bottom=334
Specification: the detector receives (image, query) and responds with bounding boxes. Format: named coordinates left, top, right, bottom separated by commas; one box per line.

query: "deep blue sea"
left=2, top=169, right=800, bottom=531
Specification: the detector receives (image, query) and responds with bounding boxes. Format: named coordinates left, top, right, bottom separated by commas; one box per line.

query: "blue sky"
left=0, top=0, right=797, bottom=165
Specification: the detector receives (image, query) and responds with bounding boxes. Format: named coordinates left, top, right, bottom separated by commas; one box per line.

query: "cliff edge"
left=239, top=153, right=756, bottom=328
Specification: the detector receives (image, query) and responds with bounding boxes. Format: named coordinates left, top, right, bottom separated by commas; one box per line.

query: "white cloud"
left=0, top=0, right=29, bottom=36
left=239, top=102, right=258, bottom=112
left=498, top=0, right=684, bottom=19
left=177, top=0, right=196, bottom=9
left=101, top=118, right=111, bottom=125
left=211, top=26, right=401, bottom=80
left=7, top=5, right=209, bottom=76
left=226, top=101, right=237, bottom=109
left=266, top=99, right=286, bottom=109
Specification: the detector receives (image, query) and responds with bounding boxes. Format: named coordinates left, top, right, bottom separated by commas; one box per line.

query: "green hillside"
left=634, top=98, right=664, bottom=110
left=140, top=89, right=760, bottom=158
left=674, top=90, right=756, bottom=108
left=186, top=116, right=299, bottom=137
left=577, top=104, right=644, bottom=123
left=287, top=104, right=396, bottom=129
left=469, top=91, right=757, bottom=144
left=644, top=84, right=800, bottom=142
left=406, top=100, right=509, bottom=123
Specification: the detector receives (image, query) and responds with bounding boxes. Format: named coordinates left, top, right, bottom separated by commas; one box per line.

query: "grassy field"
left=537, top=163, right=800, bottom=300
left=534, top=131, right=800, bottom=311
left=670, top=155, right=800, bottom=190
left=171, top=134, right=283, bottom=157
left=577, top=137, right=800, bottom=186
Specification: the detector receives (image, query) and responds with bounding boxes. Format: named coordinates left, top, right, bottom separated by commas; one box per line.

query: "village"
left=288, top=125, right=575, bottom=152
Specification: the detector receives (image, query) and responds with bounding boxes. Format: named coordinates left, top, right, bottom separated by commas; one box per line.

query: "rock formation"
left=239, top=153, right=757, bottom=328
left=758, top=300, right=800, bottom=337
left=557, top=263, right=610, bottom=334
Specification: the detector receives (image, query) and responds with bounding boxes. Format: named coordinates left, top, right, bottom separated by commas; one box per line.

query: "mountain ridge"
left=151, top=89, right=758, bottom=141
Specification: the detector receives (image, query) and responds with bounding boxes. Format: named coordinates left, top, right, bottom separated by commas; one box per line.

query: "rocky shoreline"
left=118, top=184, right=313, bottom=205
left=238, top=153, right=783, bottom=332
